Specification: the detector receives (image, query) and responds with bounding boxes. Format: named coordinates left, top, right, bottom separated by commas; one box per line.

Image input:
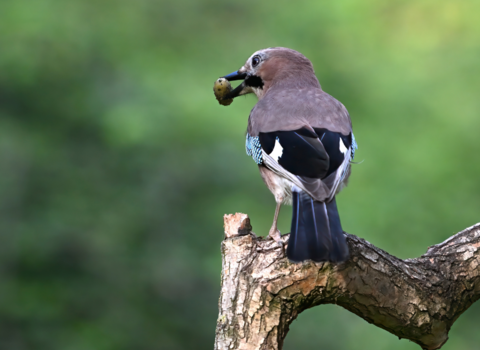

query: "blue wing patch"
left=246, top=133, right=263, bottom=165
left=351, top=133, right=358, bottom=161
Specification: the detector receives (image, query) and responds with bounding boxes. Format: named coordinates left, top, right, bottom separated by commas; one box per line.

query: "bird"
left=220, top=47, right=357, bottom=263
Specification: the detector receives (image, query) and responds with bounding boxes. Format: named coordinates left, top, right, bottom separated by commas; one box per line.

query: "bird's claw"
left=268, top=229, right=285, bottom=256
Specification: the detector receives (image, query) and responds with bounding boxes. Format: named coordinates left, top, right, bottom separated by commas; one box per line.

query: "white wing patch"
left=339, top=138, right=347, bottom=154
left=270, top=137, right=284, bottom=162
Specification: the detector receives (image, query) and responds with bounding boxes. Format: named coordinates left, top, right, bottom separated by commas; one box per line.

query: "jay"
left=220, top=47, right=357, bottom=263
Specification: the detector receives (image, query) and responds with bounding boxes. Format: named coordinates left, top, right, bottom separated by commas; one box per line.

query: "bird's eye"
left=252, top=55, right=261, bottom=68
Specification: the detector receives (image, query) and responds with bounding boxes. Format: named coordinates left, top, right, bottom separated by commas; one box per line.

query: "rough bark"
left=214, top=213, right=480, bottom=350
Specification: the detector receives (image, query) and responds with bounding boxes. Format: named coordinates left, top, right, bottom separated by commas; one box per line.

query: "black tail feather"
left=326, top=198, right=350, bottom=262
left=287, top=192, right=349, bottom=263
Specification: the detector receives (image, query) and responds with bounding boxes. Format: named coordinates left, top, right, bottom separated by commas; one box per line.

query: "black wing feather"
left=259, top=129, right=328, bottom=178
left=314, top=128, right=351, bottom=177
left=259, top=127, right=351, bottom=179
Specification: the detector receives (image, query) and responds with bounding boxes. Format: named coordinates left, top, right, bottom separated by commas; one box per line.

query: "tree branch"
left=214, top=213, right=480, bottom=350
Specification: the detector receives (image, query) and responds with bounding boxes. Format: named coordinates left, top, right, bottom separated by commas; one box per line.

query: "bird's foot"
left=268, top=229, right=285, bottom=255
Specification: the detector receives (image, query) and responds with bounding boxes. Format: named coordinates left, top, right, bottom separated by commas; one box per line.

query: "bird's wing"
left=258, top=127, right=354, bottom=201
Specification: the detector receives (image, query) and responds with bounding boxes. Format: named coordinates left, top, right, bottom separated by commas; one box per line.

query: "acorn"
left=213, top=78, right=233, bottom=106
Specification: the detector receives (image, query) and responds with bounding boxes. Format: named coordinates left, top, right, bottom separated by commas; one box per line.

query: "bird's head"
left=221, top=47, right=321, bottom=101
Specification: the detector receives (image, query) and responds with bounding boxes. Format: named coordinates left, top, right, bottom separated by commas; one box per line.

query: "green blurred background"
left=1, top=0, right=479, bottom=349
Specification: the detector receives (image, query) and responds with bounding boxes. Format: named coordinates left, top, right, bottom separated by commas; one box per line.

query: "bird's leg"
left=268, top=201, right=284, bottom=253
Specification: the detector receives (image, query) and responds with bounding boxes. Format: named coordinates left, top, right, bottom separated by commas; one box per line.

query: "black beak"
left=223, top=81, right=247, bottom=100
left=221, top=70, right=249, bottom=100
left=222, top=71, right=247, bottom=81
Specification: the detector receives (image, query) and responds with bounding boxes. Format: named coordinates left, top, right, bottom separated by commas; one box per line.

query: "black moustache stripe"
left=245, top=75, right=264, bottom=89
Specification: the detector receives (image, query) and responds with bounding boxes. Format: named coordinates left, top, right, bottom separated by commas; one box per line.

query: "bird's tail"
left=287, top=191, right=349, bottom=263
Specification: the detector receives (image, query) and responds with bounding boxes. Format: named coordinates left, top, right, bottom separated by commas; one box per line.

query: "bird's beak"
left=221, top=70, right=251, bottom=99
left=223, top=71, right=247, bottom=81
